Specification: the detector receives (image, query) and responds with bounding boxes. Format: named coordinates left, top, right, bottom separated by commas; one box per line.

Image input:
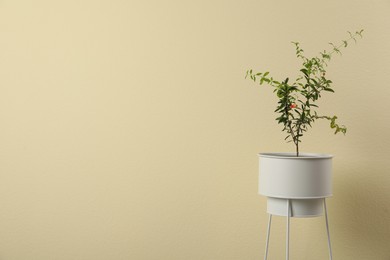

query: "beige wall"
left=0, top=0, right=389, bottom=259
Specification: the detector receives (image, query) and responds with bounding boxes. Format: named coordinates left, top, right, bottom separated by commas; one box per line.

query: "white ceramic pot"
left=258, top=153, right=333, bottom=217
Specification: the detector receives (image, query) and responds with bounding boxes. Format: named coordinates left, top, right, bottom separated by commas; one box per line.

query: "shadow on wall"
left=333, top=164, right=390, bottom=258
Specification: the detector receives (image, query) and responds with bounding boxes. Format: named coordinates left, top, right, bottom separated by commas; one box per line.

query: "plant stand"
left=263, top=198, right=333, bottom=260
left=258, top=153, right=334, bottom=260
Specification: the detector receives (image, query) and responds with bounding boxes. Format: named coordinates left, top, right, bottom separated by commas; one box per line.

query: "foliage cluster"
left=246, top=30, right=364, bottom=156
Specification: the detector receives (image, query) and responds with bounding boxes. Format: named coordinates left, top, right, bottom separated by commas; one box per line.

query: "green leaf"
left=300, top=69, right=309, bottom=76
left=333, top=47, right=341, bottom=55
left=324, top=88, right=335, bottom=93
left=260, top=78, right=265, bottom=84
left=263, top=78, right=270, bottom=83
left=245, top=70, right=250, bottom=79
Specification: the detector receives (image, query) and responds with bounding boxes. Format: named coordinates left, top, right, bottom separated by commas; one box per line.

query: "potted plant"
left=246, top=30, right=364, bottom=259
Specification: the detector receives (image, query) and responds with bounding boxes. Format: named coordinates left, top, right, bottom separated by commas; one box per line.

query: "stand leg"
left=324, top=199, right=333, bottom=260
left=264, top=214, right=272, bottom=260
left=286, top=199, right=290, bottom=260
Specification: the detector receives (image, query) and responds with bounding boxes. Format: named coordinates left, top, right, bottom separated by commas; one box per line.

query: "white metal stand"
left=286, top=199, right=290, bottom=260
left=264, top=214, right=272, bottom=260
left=263, top=198, right=333, bottom=260
left=324, top=199, right=333, bottom=260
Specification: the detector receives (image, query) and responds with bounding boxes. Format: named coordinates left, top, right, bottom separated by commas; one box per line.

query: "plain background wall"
left=0, top=0, right=389, bottom=259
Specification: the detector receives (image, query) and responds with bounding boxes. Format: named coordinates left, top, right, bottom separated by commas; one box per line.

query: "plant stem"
left=284, top=102, right=299, bottom=156
left=327, top=31, right=362, bottom=57
left=295, top=126, right=300, bottom=157
left=287, top=122, right=299, bottom=157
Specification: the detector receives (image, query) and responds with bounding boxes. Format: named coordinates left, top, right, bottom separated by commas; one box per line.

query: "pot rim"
left=259, top=152, right=333, bottom=159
